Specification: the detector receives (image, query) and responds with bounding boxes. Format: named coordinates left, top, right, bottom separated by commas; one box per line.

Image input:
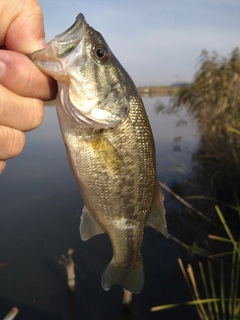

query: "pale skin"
left=0, top=0, right=57, bottom=173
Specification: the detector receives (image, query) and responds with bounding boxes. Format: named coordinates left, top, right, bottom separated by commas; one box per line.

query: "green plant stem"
left=208, top=261, right=220, bottom=320
left=199, top=262, right=215, bottom=320
left=220, top=259, right=226, bottom=317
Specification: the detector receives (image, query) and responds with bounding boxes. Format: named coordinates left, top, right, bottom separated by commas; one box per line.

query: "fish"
left=29, top=13, right=168, bottom=293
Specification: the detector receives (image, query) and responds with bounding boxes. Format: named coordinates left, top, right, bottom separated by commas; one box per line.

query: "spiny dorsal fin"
left=80, top=206, right=105, bottom=241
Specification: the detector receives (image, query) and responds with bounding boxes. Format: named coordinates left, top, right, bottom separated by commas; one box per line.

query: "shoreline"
left=137, top=86, right=179, bottom=97
left=44, top=86, right=179, bottom=106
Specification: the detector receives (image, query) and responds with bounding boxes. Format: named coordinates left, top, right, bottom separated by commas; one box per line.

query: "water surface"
left=0, top=98, right=199, bottom=319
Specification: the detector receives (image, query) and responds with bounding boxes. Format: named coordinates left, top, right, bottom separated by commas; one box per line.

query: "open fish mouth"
left=54, top=13, right=87, bottom=44
left=28, top=12, right=129, bottom=129
left=27, top=13, right=89, bottom=75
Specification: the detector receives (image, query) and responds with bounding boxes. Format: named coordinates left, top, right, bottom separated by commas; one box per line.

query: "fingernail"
left=39, top=38, right=47, bottom=49
left=0, top=60, right=6, bottom=78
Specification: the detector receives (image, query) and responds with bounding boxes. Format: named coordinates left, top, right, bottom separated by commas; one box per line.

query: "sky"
left=39, top=0, right=240, bottom=86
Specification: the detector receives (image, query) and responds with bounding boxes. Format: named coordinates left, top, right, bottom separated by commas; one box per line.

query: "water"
left=0, top=98, right=200, bottom=319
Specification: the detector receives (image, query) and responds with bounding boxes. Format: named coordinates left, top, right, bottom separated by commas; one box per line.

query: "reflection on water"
left=0, top=99, right=204, bottom=319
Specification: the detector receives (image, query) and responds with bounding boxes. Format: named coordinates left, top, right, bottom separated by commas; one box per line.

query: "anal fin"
left=147, top=180, right=168, bottom=237
left=80, top=206, right=105, bottom=241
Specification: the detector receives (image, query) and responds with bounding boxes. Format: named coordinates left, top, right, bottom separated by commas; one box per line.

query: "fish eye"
left=93, top=45, right=110, bottom=62
left=96, top=48, right=105, bottom=58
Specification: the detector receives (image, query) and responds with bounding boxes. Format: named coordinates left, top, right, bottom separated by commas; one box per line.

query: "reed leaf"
left=178, top=259, right=205, bottom=319
left=208, top=234, right=233, bottom=243
left=183, top=196, right=239, bottom=212
left=187, top=264, right=208, bottom=319
left=208, top=261, right=220, bottom=320
left=199, top=262, right=215, bottom=320
left=220, top=259, right=226, bottom=317
left=215, top=205, right=236, bottom=246
left=225, top=125, right=240, bottom=135
left=151, top=299, right=222, bottom=312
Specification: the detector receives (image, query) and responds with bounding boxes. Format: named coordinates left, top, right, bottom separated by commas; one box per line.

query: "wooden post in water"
left=122, top=288, right=133, bottom=314
left=58, top=248, right=76, bottom=292
left=3, top=307, right=19, bottom=320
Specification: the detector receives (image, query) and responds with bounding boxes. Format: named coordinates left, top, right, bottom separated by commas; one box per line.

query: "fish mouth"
left=27, top=13, right=89, bottom=80
left=54, top=13, right=87, bottom=43
left=29, top=13, right=129, bottom=129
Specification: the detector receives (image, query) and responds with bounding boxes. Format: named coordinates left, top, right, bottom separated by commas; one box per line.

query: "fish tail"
left=101, top=259, right=144, bottom=293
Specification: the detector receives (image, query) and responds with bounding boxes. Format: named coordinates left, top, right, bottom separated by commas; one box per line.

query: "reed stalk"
left=199, top=261, right=215, bottom=320
left=3, top=308, right=19, bottom=320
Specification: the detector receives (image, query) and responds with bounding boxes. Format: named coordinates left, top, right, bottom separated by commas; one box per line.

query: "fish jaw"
left=28, top=13, right=88, bottom=83
left=28, top=13, right=129, bottom=129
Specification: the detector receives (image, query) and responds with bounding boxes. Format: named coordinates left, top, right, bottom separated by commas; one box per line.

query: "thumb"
left=1, top=0, right=46, bottom=54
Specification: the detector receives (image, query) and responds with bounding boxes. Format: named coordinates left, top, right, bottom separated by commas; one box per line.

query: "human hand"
left=0, top=0, right=57, bottom=173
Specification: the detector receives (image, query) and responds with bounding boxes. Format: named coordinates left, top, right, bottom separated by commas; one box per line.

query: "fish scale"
left=29, top=13, right=167, bottom=293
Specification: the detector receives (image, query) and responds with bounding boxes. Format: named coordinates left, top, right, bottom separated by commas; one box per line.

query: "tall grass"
left=167, top=48, right=240, bottom=194
left=152, top=48, right=240, bottom=318
left=151, top=204, right=240, bottom=319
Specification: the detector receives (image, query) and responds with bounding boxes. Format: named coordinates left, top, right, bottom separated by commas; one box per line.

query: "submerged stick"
left=123, top=288, right=132, bottom=305
left=58, top=248, right=76, bottom=292
left=159, top=181, right=222, bottom=229
left=122, top=288, right=133, bottom=314
left=3, top=307, right=19, bottom=320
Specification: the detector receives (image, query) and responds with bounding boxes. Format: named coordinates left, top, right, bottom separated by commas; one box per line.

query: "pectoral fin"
left=86, top=135, right=121, bottom=175
left=147, top=181, right=168, bottom=237
left=80, top=206, right=105, bottom=241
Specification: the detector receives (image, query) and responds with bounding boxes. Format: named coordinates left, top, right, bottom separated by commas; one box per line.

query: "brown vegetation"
left=172, top=48, right=240, bottom=194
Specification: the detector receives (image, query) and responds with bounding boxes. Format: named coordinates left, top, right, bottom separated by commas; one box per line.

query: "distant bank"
left=44, top=86, right=179, bottom=106
left=137, top=86, right=179, bottom=97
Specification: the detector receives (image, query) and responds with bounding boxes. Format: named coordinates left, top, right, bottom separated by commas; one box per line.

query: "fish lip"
left=27, top=13, right=88, bottom=62
left=54, top=13, right=88, bottom=43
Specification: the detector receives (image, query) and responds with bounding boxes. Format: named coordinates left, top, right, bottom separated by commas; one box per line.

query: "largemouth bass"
left=29, top=13, right=167, bottom=293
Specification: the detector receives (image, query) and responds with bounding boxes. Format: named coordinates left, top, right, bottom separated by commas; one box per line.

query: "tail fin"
left=101, top=259, right=144, bottom=293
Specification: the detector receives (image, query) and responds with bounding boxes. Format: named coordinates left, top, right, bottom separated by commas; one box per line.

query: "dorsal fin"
left=147, top=181, right=168, bottom=237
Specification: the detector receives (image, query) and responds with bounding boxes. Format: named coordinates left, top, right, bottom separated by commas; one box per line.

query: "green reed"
left=151, top=201, right=240, bottom=319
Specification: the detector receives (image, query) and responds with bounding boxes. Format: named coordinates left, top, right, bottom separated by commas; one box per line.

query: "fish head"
left=29, top=13, right=132, bottom=129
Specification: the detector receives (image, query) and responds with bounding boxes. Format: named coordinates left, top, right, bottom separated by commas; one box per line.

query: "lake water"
left=0, top=97, right=202, bottom=319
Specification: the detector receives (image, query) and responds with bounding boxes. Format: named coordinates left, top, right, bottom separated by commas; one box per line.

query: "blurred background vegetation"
left=153, top=48, right=240, bottom=319
left=171, top=48, right=240, bottom=198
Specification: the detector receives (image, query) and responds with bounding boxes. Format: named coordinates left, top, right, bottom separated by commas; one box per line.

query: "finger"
left=0, top=160, right=6, bottom=174
left=0, top=0, right=45, bottom=53
left=0, top=85, right=44, bottom=132
left=0, top=125, right=25, bottom=160
left=0, top=50, right=57, bottom=100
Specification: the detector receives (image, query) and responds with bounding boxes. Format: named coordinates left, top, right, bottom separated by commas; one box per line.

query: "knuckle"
left=23, top=98, right=44, bottom=132
left=0, top=126, right=25, bottom=159
left=30, top=99, right=45, bottom=129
